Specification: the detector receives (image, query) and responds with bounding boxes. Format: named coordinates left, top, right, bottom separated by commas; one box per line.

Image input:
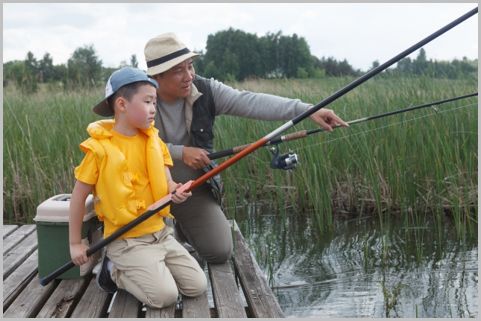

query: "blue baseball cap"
left=93, top=67, right=159, bottom=117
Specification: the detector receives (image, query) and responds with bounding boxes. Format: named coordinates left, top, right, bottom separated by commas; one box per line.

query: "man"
left=144, top=33, right=348, bottom=264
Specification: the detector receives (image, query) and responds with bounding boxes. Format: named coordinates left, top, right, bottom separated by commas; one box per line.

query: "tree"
left=23, top=51, right=39, bottom=91
left=316, top=56, right=359, bottom=77
left=130, top=54, right=139, bottom=68
left=67, top=45, right=102, bottom=88
left=39, top=53, right=54, bottom=83
left=204, top=28, right=262, bottom=80
left=3, top=60, right=25, bottom=88
left=413, top=48, right=428, bottom=74
left=277, top=33, right=313, bottom=78
left=370, top=60, right=380, bottom=70
left=202, top=28, right=316, bottom=80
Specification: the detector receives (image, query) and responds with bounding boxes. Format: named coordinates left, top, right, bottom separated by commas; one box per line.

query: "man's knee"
left=203, top=242, right=233, bottom=264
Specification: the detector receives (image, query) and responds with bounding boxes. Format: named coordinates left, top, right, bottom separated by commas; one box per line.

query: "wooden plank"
left=108, top=290, right=140, bottom=318
left=70, top=277, right=112, bottom=318
left=3, top=231, right=38, bottom=279
left=232, top=222, right=284, bottom=318
left=208, top=262, right=247, bottom=318
left=182, top=292, right=211, bottom=318
left=3, top=225, right=19, bottom=239
left=36, top=278, right=89, bottom=318
left=3, top=250, right=38, bottom=310
left=3, top=224, right=36, bottom=255
left=145, top=303, right=176, bottom=318
left=3, top=274, right=57, bottom=318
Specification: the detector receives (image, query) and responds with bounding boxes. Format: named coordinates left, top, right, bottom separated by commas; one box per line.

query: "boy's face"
left=153, top=58, right=195, bottom=103
left=122, top=84, right=157, bottom=129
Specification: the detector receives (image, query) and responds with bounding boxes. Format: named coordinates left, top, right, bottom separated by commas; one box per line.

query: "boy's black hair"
left=107, top=80, right=156, bottom=112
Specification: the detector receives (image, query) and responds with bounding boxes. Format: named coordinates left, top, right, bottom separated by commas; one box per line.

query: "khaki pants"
left=106, top=226, right=207, bottom=308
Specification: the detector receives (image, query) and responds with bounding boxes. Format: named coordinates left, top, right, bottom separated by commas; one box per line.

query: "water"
left=233, top=204, right=478, bottom=318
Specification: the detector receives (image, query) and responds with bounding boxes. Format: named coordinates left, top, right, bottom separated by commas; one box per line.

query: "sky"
left=2, top=3, right=478, bottom=71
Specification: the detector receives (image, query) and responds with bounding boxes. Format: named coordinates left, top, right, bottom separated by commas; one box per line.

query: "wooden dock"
left=3, top=221, right=284, bottom=318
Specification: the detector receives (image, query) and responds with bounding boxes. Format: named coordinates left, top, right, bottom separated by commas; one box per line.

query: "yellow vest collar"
left=86, top=119, right=159, bottom=139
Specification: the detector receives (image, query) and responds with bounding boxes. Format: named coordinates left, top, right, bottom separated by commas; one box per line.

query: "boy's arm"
left=69, top=180, right=93, bottom=266
left=164, top=166, right=191, bottom=204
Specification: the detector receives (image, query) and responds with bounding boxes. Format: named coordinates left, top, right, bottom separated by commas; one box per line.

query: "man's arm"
left=209, top=77, right=310, bottom=120
left=164, top=142, right=184, bottom=161
left=209, top=77, right=348, bottom=131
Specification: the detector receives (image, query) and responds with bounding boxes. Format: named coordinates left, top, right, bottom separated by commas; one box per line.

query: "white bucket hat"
left=144, top=33, right=199, bottom=76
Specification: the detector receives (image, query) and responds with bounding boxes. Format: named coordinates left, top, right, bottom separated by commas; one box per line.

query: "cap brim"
left=147, top=52, right=199, bottom=76
left=92, top=78, right=158, bottom=117
left=93, top=99, right=114, bottom=117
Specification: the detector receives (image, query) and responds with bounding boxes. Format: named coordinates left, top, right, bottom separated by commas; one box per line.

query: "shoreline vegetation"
left=3, top=76, right=478, bottom=238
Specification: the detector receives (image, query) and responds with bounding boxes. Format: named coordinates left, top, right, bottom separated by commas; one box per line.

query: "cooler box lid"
left=34, top=194, right=95, bottom=223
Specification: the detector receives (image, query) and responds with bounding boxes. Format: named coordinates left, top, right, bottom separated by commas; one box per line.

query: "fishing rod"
left=208, top=92, right=478, bottom=170
left=39, top=7, right=478, bottom=286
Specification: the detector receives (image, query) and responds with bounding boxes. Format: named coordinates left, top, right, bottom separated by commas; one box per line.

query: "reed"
left=217, top=76, right=477, bottom=236
left=3, top=77, right=477, bottom=236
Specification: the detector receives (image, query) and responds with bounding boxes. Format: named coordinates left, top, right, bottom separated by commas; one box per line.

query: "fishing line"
left=296, top=102, right=477, bottom=152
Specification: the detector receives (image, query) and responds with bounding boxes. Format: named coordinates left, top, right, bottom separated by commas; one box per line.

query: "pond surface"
left=233, top=205, right=478, bottom=318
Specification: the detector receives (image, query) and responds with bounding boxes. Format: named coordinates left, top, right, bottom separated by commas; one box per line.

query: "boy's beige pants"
left=106, top=226, right=207, bottom=308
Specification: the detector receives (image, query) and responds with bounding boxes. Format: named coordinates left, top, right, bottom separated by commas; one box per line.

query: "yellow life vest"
left=79, top=119, right=172, bottom=238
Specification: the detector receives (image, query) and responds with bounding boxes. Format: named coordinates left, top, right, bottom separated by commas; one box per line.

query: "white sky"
left=2, top=3, right=478, bottom=71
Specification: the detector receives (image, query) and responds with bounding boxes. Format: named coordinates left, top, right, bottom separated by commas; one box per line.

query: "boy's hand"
left=169, top=181, right=192, bottom=204
left=70, top=242, right=89, bottom=266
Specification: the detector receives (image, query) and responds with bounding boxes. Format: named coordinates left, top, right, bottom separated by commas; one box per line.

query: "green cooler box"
left=34, top=194, right=102, bottom=279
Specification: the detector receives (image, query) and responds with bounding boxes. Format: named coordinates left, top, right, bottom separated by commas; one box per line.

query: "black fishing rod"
left=208, top=92, right=478, bottom=164
left=39, top=7, right=477, bottom=286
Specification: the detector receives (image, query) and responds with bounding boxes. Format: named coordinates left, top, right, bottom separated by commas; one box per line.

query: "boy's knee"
left=181, top=272, right=208, bottom=297
left=145, top=287, right=178, bottom=309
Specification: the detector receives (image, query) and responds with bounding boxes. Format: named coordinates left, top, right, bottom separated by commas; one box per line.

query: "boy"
left=69, top=67, right=207, bottom=308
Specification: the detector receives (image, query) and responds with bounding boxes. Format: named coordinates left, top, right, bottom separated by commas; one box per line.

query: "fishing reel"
left=269, top=145, right=299, bottom=170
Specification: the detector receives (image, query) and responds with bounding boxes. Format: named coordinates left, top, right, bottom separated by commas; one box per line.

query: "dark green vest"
left=191, top=76, right=223, bottom=205
left=191, top=76, right=215, bottom=151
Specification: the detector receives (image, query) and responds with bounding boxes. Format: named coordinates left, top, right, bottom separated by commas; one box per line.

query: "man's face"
left=154, top=58, right=195, bottom=102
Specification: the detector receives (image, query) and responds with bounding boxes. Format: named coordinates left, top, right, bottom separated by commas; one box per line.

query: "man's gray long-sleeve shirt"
left=155, top=77, right=311, bottom=183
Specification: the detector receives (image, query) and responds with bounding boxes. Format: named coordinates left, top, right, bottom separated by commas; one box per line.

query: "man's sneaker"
left=96, top=255, right=118, bottom=293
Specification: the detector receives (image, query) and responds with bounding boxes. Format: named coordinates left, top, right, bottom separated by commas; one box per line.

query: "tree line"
left=3, top=28, right=477, bottom=92
left=3, top=45, right=139, bottom=92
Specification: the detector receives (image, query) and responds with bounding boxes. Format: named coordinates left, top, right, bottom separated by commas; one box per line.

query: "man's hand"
left=309, top=108, right=349, bottom=132
left=182, top=146, right=211, bottom=169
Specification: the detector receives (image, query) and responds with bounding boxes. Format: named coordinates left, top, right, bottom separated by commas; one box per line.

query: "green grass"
left=215, top=76, right=478, bottom=236
left=3, top=76, right=478, bottom=237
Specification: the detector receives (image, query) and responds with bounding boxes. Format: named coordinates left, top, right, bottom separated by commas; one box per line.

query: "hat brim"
left=147, top=51, right=199, bottom=76
left=93, top=99, right=114, bottom=117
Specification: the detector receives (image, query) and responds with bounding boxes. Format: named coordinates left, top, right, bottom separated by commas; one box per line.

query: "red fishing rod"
left=40, top=7, right=478, bottom=286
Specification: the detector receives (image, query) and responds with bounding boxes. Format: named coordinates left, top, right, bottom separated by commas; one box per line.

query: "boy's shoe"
left=96, top=255, right=118, bottom=293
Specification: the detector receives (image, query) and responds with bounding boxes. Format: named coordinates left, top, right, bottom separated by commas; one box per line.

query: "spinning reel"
left=269, top=145, right=299, bottom=170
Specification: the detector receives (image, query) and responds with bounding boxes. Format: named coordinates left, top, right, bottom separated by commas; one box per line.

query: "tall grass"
left=3, top=85, right=101, bottom=223
left=3, top=77, right=478, bottom=237
left=216, top=76, right=477, bottom=236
